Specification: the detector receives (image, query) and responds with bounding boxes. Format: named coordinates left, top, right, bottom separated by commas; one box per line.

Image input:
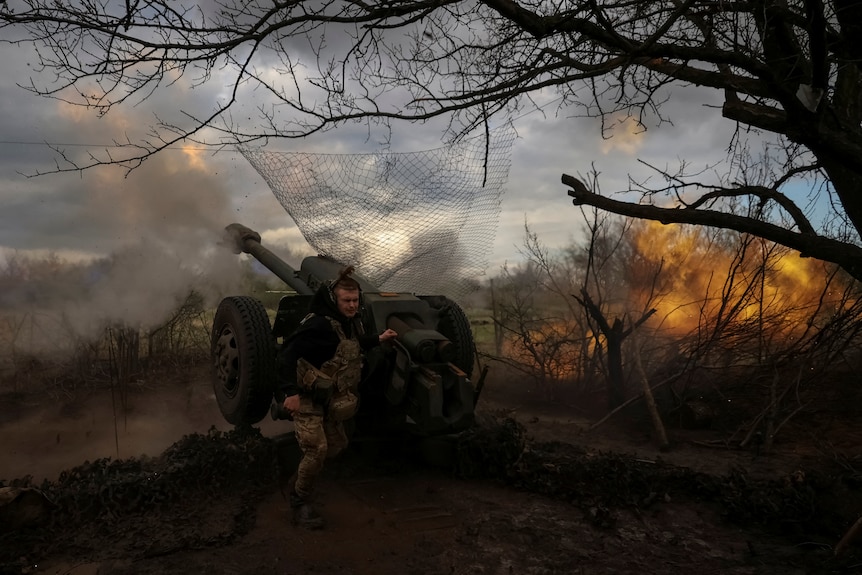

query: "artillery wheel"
left=211, top=296, right=275, bottom=425
left=424, top=296, right=475, bottom=377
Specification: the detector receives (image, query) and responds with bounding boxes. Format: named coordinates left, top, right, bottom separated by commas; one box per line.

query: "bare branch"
left=4, top=0, right=862, bottom=279
left=563, top=173, right=862, bottom=282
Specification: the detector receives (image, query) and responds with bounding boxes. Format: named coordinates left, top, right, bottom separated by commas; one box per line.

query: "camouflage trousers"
left=292, top=396, right=348, bottom=498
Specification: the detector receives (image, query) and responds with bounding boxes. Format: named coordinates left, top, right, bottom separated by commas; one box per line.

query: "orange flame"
left=627, top=221, right=849, bottom=336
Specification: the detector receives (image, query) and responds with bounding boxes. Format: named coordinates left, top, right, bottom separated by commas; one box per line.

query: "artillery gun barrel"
left=223, top=223, right=314, bottom=295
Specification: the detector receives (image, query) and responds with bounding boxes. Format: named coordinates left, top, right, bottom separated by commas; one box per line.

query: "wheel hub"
left=213, top=325, right=240, bottom=398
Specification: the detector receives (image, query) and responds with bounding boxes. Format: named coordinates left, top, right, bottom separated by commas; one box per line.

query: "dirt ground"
left=2, top=365, right=862, bottom=575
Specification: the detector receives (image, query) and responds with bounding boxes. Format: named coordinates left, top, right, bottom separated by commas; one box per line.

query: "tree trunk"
left=606, top=319, right=625, bottom=410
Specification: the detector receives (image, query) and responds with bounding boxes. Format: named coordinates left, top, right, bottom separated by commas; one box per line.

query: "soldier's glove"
left=270, top=402, right=294, bottom=421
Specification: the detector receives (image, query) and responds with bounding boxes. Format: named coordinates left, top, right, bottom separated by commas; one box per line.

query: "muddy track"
left=3, top=416, right=862, bottom=575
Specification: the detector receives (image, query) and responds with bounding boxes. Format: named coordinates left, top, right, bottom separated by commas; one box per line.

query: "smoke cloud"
left=0, top=142, right=283, bottom=353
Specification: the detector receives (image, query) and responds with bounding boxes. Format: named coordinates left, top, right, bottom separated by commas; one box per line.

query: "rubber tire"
left=211, top=296, right=275, bottom=425
left=427, top=296, right=475, bottom=377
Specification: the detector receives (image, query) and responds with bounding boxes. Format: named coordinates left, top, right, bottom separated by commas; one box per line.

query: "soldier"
left=276, top=266, right=397, bottom=529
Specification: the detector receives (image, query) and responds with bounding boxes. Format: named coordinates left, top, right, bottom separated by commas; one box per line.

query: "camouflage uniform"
left=276, top=282, right=383, bottom=528
left=292, top=318, right=362, bottom=498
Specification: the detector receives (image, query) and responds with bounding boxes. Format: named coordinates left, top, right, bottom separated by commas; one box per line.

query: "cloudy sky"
left=0, top=27, right=738, bottom=286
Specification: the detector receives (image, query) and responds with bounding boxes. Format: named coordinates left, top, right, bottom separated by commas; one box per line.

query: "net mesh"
left=239, top=125, right=516, bottom=301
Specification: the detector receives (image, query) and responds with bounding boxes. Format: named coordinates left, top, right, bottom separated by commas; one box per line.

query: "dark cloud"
left=1, top=32, right=747, bottom=276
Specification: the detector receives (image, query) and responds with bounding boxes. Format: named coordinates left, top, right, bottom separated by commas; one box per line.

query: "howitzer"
left=211, top=224, right=479, bottom=437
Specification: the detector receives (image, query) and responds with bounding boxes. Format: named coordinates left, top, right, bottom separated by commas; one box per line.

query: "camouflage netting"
left=239, top=125, right=517, bottom=300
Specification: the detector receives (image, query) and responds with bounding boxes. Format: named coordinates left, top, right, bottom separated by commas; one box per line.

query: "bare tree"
left=491, top=252, right=584, bottom=399
left=146, top=289, right=209, bottom=368
left=574, top=288, right=656, bottom=409
left=3, top=1, right=862, bottom=279
left=497, top=211, right=667, bottom=411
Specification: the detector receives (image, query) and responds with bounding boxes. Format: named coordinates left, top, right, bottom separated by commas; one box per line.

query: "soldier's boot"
left=289, top=490, right=325, bottom=530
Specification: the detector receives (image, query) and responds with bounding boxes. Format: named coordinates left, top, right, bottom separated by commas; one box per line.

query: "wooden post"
left=633, top=333, right=669, bottom=451
left=490, top=278, right=503, bottom=357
